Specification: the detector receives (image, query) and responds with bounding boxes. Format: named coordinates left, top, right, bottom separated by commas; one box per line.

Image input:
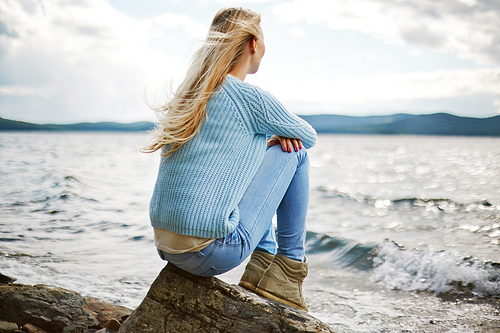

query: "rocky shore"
left=0, top=273, right=132, bottom=333
left=0, top=265, right=333, bottom=333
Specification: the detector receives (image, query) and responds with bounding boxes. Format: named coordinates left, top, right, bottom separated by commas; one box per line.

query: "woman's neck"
left=228, top=49, right=252, bottom=81
left=228, top=63, right=249, bottom=81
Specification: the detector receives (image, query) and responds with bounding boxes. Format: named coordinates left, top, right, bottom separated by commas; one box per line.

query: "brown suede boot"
left=255, top=254, right=308, bottom=311
left=238, top=251, right=275, bottom=292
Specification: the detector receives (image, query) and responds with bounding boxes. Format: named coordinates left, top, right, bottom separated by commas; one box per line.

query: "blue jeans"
left=158, top=145, right=310, bottom=277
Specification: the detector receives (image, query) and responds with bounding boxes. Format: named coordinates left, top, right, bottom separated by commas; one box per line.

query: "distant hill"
left=299, top=113, right=500, bottom=136
left=0, top=117, right=155, bottom=132
left=1, top=113, right=499, bottom=136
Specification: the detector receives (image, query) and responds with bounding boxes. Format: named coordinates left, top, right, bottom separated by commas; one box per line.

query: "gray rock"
left=0, top=273, right=16, bottom=285
left=63, top=324, right=87, bottom=333
left=0, top=284, right=132, bottom=332
left=0, top=320, right=19, bottom=333
left=119, top=263, right=334, bottom=333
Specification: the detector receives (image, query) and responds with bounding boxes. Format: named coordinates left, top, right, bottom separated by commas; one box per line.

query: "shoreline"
left=0, top=273, right=132, bottom=333
left=2, top=269, right=500, bottom=332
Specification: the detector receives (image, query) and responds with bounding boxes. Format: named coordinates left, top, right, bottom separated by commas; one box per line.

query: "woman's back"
left=149, top=75, right=316, bottom=239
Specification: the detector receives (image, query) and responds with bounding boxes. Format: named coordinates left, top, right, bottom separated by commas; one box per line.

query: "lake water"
left=1, top=132, right=499, bottom=332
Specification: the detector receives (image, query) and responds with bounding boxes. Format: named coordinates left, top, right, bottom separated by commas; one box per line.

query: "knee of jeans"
left=295, top=148, right=309, bottom=167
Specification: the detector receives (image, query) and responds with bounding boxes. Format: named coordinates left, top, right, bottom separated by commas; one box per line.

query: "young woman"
left=143, top=7, right=316, bottom=312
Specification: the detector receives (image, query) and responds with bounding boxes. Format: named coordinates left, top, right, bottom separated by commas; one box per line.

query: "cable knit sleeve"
left=245, top=85, right=317, bottom=149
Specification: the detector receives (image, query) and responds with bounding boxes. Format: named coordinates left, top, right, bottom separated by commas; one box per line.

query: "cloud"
left=494, top=98, right=500, bottom=114
left=1, top=0, right=499, bottom=122
left=272, top=0, right=500, bottom=65
left=400, top=25, right=445, bottom=49
left=151, top=13, right=206, bottom=39
left=289, top=27, right=305, bottom=38
left=0, top=0, right=206, bottom=123
left=0, top=84, right=56, bottom=98
left=0, top=20, right=20, bottom=38
left=252, top=66, right=500, bottom=115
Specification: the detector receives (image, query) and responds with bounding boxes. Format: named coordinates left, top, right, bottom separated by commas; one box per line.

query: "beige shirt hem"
left=154, top=227, right=216, bottom=254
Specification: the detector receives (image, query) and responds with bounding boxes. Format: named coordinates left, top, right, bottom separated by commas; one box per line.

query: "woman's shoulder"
left=225, top=74, right=256, bottom=92
left=224, top=75, right=274, bottom=102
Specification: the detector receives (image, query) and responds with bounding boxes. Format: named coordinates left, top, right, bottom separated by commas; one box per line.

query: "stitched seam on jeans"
left=247, top=152, right=299, bottom=236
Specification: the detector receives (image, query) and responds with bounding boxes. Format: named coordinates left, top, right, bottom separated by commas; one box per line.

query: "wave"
left=315, top=186, right=497, bottom=213
left=305, top=231, right=377, bottom=270
left=305, top=231, right=500, bottom=297
left=373, top=240, right=500, bottom=297
left=0, top=254, right=147, bottom=309
left=0, top=174, right=97, bottom=212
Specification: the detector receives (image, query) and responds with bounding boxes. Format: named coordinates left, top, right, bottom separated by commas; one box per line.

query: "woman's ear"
left=250, top=37, right=258, bottom=54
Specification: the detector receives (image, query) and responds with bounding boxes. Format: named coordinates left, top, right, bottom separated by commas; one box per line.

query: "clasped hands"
left=267, top=135, right=303, bottom=153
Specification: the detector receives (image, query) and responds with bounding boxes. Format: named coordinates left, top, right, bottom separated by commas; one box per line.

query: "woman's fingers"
left=267, top=136, right=303, bottom=153
left=267, top=138, right=279, bottom=147
left=266, top=135, right=280, bottom=147
left=291, top=139, right=302, bottom=151
left=280, top=137, right=290, bottom=152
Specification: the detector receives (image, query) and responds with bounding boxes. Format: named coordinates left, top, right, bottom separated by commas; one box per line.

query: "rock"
left=119, top=263, right=334, bottom=333
left=0, top=284, right=132, bottom=332
left=0, top=273, right=16, bottom=285
left=105, top=319, right=121, bottom=331
left=22, top=324, right=48, bottom=333
left=62, top=324, right=87, bottom=333
left=82, top=297, right=131, bottom=327
left=0, top=320, right=18, bottom=333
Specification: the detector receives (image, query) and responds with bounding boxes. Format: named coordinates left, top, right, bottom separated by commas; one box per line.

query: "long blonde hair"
left=142, top=7, right=262, bottom=155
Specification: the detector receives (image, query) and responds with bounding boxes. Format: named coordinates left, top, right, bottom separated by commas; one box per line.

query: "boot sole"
left=254, top=288, right=308, bottom=312
left=238, top=281, right=256, bottom=292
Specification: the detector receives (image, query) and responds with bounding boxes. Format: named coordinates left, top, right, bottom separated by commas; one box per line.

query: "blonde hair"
left=142, top=7, right=262, bottom=155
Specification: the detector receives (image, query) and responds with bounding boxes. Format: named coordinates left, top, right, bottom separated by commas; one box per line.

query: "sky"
left=0, top=0, right=499, bottom=124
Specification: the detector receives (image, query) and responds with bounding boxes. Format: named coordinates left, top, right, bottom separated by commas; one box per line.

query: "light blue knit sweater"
left=149, top=75, right=317, bottom=239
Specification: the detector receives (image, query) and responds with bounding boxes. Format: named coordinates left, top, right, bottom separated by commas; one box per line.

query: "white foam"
left=0, top=256, right=148, bottom=309
left=372, top=241, right=500, bottom=296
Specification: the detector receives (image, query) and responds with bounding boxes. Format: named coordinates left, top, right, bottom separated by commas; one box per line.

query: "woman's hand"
left=267, top=135, right=303, bottom=152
